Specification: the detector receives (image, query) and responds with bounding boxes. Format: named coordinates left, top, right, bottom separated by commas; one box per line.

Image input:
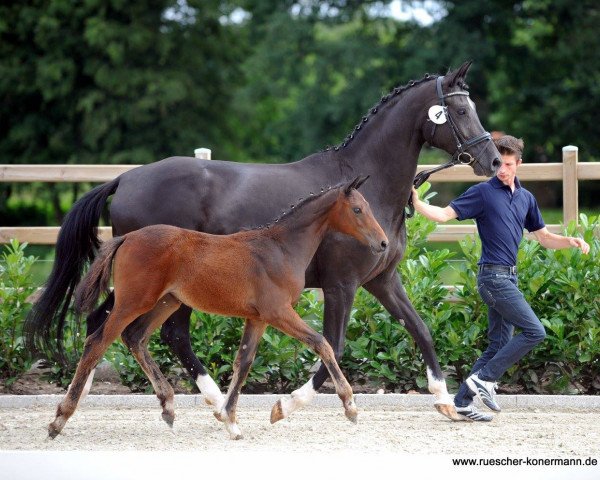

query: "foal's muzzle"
left=371, top=238, right=389, bottom=254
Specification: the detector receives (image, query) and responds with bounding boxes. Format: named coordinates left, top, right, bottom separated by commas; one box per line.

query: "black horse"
left=26, top=61, right=500, bottom=422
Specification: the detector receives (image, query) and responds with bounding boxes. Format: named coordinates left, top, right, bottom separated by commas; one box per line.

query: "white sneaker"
left=455, top=404, right=494, bottom=422
left=466, top=373, right=501, bottom=412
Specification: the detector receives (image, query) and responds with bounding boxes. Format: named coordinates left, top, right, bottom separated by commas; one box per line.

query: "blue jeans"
left=454, top=268, right=546, bottom=407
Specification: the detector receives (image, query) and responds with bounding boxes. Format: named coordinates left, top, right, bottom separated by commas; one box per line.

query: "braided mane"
left=324, top=73, right=440, bottom=151
left=245, top=181, right=347, bottom=231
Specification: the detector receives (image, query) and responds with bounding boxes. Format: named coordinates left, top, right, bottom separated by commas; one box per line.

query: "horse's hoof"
left=204, top=397, right=214, bottom=406
left=230, top=433, right=244, bottom=441
left=435, top=403, right=466, bottom=422
left=270, top=400, right=285, bottom=424
left=162, top=412, right=175, bottom=428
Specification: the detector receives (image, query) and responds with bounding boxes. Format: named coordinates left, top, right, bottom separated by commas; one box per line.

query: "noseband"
left=406, top=75, right=492, bottom=218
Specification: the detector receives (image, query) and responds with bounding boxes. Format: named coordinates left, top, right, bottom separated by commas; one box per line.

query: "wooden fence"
left=1, top=146, right=599, bottom=245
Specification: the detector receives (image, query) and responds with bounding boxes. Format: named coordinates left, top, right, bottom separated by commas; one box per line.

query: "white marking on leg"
left=67, top=369, right=96, bottom=405
left=427, top=367, right=453, bottom=405
left=217, top=393, right=242, bottom=439
left=278, top=377, right=317, bottom=419
left=80, top=369, right=95, bottom=401
left=223, top=416, right=242, bottom=440
left=196, top=373, right=224, bottom=412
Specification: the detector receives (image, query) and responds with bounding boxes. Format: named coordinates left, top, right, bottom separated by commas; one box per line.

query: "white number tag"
left=428, top=105, right=447, bottom=124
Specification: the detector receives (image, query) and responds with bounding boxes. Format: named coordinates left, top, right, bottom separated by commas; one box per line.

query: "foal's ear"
left=344, top=175, right=370, bottom=195
left=446, top=60, right=473, bottom=87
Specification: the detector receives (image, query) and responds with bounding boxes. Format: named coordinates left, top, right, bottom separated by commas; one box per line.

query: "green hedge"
left=343, top=209, right=599, bottom=394
left=2, top=185, right=599, bottom=394
left=0, top=240, right=37, bottom=384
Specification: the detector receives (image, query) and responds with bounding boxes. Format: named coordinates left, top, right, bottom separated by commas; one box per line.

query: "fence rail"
left=1, top=146, right=598, bottom=244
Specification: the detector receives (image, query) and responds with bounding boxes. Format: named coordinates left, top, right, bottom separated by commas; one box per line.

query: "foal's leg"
left=48, top=305, right=142, bottom=438
left=219, top=319, right=266, bottom=440
left=272, top=285, right=356, bottom=422
left=75, top=294, right=115, bottom=403
left=160, top=306, right=225, bottom=413
left=268, top=306, right=357, bottom=424
left=364, top=271, right=464, bottom=421
left=121, top=294, right=182, bottom=427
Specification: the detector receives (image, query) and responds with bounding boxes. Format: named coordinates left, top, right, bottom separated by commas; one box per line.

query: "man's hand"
left=409, top=187, right=457, bottom=223
left=533, top=227, right=591, bottom=253
left=411, top=187, right=420, bottom=205
left=569, top=236, right=590, bottom=254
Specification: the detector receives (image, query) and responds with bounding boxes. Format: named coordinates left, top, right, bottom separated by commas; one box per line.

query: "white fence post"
left=194, top=148, right=212, bottom=160
left=562, top=145, right=578, bottom=225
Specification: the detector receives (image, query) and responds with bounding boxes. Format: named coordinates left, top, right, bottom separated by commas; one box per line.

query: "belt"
left=478, top=264, right=517, bottom=275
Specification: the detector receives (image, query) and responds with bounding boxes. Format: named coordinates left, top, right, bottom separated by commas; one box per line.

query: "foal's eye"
left=353, top=207, right=362, bottom=214
left=457, top=108, right=467, bottom=115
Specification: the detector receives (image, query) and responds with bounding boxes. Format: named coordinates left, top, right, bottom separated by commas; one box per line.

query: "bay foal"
left=48, top=176, right=388, bottom=440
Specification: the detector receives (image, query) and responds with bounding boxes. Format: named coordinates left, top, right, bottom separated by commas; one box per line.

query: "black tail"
left=23, top=177, right=120, bottom=364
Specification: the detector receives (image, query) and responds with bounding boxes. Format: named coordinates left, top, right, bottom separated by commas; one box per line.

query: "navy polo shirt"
left=449, top=176, right=545, bottom=266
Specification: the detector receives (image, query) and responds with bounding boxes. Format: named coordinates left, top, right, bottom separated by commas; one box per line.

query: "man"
left=411, top=135, right=590, bottom=421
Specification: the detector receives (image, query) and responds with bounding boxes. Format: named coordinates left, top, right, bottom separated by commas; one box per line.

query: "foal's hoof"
left=162, top=412, right=175, bottom=428
left=48, top=422, right=61, bottom=439
left=225, top=421, right=243, bottom=440
left=270, top=400, right=285, bottom=424
left=435, top=403, right=466, bottom=422
left=344, top=408, right=358, bottom=424
left=213, top=411, right=224, bottom=422
left=344, top=399, right=358, bottom=424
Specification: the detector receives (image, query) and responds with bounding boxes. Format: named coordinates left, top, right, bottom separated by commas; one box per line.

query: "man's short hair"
left=494, top=135, right=524, bottom=160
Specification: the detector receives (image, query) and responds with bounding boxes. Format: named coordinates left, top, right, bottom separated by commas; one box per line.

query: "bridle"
left=406, top=75, right=492, bottom=218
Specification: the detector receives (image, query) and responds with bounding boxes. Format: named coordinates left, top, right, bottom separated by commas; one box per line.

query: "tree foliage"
left=0, top=0, right=244, bottom=166
left=1, top=0, right=598, bottom=222
left=430, top=0, right=600, bottom=161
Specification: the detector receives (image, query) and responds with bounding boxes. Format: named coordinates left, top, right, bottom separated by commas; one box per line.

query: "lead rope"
left=406, top=157, right=461, bottom=218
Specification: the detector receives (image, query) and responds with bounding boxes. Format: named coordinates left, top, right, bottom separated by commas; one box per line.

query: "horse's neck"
left=339, top=95, right=424, bottom=221
left=295, top=86, right=429, bottom=224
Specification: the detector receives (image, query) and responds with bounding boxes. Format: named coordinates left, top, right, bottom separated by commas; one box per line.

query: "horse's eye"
left=353, top=207, right=362, bottom=214
left=457, top=108, right=467, bottom=115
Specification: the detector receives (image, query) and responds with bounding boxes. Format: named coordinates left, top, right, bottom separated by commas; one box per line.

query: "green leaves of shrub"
left=342, top=190, right=600, bottom=395
left=514, top=214, right=600, bottom=393
left=0, top=240, right=37, bottom=382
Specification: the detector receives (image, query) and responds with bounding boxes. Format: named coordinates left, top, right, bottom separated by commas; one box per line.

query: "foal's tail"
left=74, top=236, right=126, bottom=314
left=23, top=177, right=120, bottom=362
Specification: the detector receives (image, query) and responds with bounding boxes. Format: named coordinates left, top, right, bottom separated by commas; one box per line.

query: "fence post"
left=194, top=148, right=212, bottom=160
left=562, top=145, right=578, bottom=225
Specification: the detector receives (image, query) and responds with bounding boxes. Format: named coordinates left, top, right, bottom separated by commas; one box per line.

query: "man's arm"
left=532, top=227, right=590, bottom=254
left=411, top=187, right=458, bottom=223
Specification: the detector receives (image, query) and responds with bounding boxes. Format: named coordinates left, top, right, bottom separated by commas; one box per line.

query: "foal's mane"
left=244, top=181, right=347, bottom=232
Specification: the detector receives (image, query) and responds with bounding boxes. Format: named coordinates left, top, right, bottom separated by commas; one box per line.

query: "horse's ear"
left=345, top=175, right=370, bottom=195
left=446, top=60, right=473, bottom=87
